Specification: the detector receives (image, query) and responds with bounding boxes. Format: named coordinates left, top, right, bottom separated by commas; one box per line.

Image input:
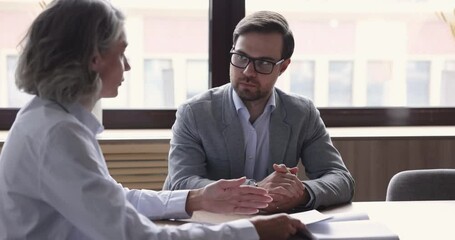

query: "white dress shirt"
left=232, top=89, right=315, bottom=208
left=233, top=89, right=275, bottom=180
left=0, top=97, right=258, bottom=240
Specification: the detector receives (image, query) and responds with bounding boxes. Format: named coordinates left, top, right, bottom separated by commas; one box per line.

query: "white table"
left=155, top=201, right=455, bottom=240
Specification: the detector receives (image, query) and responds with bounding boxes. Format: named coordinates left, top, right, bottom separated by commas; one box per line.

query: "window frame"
left=1, top=0, right=454, bottom=130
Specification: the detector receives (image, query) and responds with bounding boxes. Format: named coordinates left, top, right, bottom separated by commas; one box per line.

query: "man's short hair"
left=233, top=11, right=295, bottom=60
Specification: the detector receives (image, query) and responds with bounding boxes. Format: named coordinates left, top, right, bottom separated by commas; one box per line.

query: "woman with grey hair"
left=0, top=0, right=305, bottom=239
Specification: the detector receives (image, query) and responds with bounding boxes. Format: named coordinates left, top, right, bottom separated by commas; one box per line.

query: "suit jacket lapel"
left=220, top=85, right=246, bottom=178
left=268, top=91, right=291, bottom=174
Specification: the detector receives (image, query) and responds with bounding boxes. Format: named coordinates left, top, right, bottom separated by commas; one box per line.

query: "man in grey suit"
left=164, top=11, right=354, bottom=213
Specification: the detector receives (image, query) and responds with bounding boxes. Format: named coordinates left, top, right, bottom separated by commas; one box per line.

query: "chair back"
left=386, top=169, right=455, bottom=201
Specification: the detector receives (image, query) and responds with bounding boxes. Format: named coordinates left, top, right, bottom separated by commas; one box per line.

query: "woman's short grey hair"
left=233, top=11, right=294, bottom=60
left=15, top=0, right=125, bottom=104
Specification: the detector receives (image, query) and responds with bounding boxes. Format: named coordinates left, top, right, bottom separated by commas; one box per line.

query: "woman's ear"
left=90, top=52, right=102, bottom=72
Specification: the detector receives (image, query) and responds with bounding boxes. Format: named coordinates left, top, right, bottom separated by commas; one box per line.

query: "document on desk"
left=291, top=211, right=399, bottom=240
left=289, top=210, right=333, bottom=225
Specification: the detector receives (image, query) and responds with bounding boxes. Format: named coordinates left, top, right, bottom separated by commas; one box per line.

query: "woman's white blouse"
left=0, top=97, right=258, bottom=240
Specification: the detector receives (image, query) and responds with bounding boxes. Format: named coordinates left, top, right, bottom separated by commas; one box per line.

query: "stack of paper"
left=290, top=210, right=399, bottom=240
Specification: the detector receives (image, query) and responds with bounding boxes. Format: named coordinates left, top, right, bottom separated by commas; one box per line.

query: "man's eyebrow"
left=233, top=50, right=276, bottom=61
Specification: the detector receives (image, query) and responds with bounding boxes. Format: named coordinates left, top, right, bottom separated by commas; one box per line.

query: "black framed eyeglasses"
left=229, top=51, right=284, bottom=75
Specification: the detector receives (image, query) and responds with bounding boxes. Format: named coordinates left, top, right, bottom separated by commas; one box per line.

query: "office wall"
left=1, top=136, right=454, bottom=201
left=333, top=137, right=455, bottom=201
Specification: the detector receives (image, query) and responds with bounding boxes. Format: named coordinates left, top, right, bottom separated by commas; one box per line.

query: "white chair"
left=386, top=169, right=455, bottom=201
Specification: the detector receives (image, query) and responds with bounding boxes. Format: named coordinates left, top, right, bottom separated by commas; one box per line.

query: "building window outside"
left=186, top=59, right=209, bottom=99
left=2, top=0, right=455, bottom=109
left=1, top=0, right=455, bottom=129
left=367, top=61, right=393, bottom=106
left=441, top=60, right=455, bottom=106
left=0, top=0, right=209, bottom=109
left=406, top=61, right=431, bottom=106
left=6, top=55, right=32, bottom=108
left=289, top=60, right=315, bottom=100
left=328, top=61, right=353, bottom=106
left=246, top=0, right=455, bottom=108
left=144, top=59, right=174, bottom=108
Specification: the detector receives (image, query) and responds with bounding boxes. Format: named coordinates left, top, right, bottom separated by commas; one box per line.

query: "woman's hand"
left=186, top=177, right=273, bottom=215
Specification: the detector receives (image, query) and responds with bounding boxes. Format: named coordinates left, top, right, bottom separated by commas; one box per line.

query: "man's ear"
left=278, top=59, right=291, bottom=76
left=90, top=52, right=102, bottom=72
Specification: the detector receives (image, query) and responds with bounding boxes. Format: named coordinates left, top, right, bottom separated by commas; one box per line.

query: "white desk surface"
left=2, top=126, right=455, bottom=142
left=157, top=201, right=455, bottom=240
left=321, top=201, right=455, bottom=240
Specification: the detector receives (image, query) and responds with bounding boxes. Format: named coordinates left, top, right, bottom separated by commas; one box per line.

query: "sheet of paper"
left=325, top=211, right=369, bottom=222
left=307, top=220, right=399, bottom=240
left=290, top=209, right=333, bottom=225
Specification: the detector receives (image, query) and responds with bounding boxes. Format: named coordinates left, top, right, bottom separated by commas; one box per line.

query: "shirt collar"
left=60, top=101, right=104, bottom=135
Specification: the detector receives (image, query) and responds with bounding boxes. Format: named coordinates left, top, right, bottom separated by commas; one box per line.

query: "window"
left=186, top=59, right=209, bottom=99
left=106, top=0, right=209, bottom=109
left=0, top=0, right=208, bottom=110
left=144, top=59, right=174, bottom=108
left=6, top=55, right=33, bottom=108
left=1, top=0, right=455, bottom=130
left=289, top=60, right=315, bottom=100
left=328, top=61, right=353, bottom=106
left=366, top=61, right=393, bottom=106
left=441, top=60, right=455, bottom=106
left=246, top=0, right=455, bottom=109
left=6, top=55, right=24, bottom=107
left=406, top=61, right=431, bottom=106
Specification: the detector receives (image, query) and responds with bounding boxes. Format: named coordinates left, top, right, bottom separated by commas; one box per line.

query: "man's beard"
left=234, top=79, right=264, bottom=102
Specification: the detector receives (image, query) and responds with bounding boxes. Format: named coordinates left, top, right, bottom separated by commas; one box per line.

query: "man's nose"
left=242, top=61, right=257, bottom=76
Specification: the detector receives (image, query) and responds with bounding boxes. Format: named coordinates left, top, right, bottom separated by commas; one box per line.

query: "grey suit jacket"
left=163, top=84, right=355, bottom=209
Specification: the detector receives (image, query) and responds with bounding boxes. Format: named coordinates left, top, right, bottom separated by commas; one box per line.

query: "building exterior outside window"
left=1, top=0, right=455, bottom=111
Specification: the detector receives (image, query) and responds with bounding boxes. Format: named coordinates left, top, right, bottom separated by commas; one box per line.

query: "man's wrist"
left=185, top=189, right=204, bottom=214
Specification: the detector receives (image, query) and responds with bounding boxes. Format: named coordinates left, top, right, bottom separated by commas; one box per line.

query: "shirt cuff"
left=223, top=219, right=259, bottom=240
left=165, top=190, right=192, bottom=219
left=289, top=182, right=316, bottom=212
left=135, top=189, right=191, bottom=220
left=303, top=183, right=315, bottom=208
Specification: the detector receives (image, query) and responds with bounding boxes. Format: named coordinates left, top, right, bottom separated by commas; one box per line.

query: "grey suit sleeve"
left=300, top=103, right=355, bottom=209
left=163, top=104, right=216, bottom=190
